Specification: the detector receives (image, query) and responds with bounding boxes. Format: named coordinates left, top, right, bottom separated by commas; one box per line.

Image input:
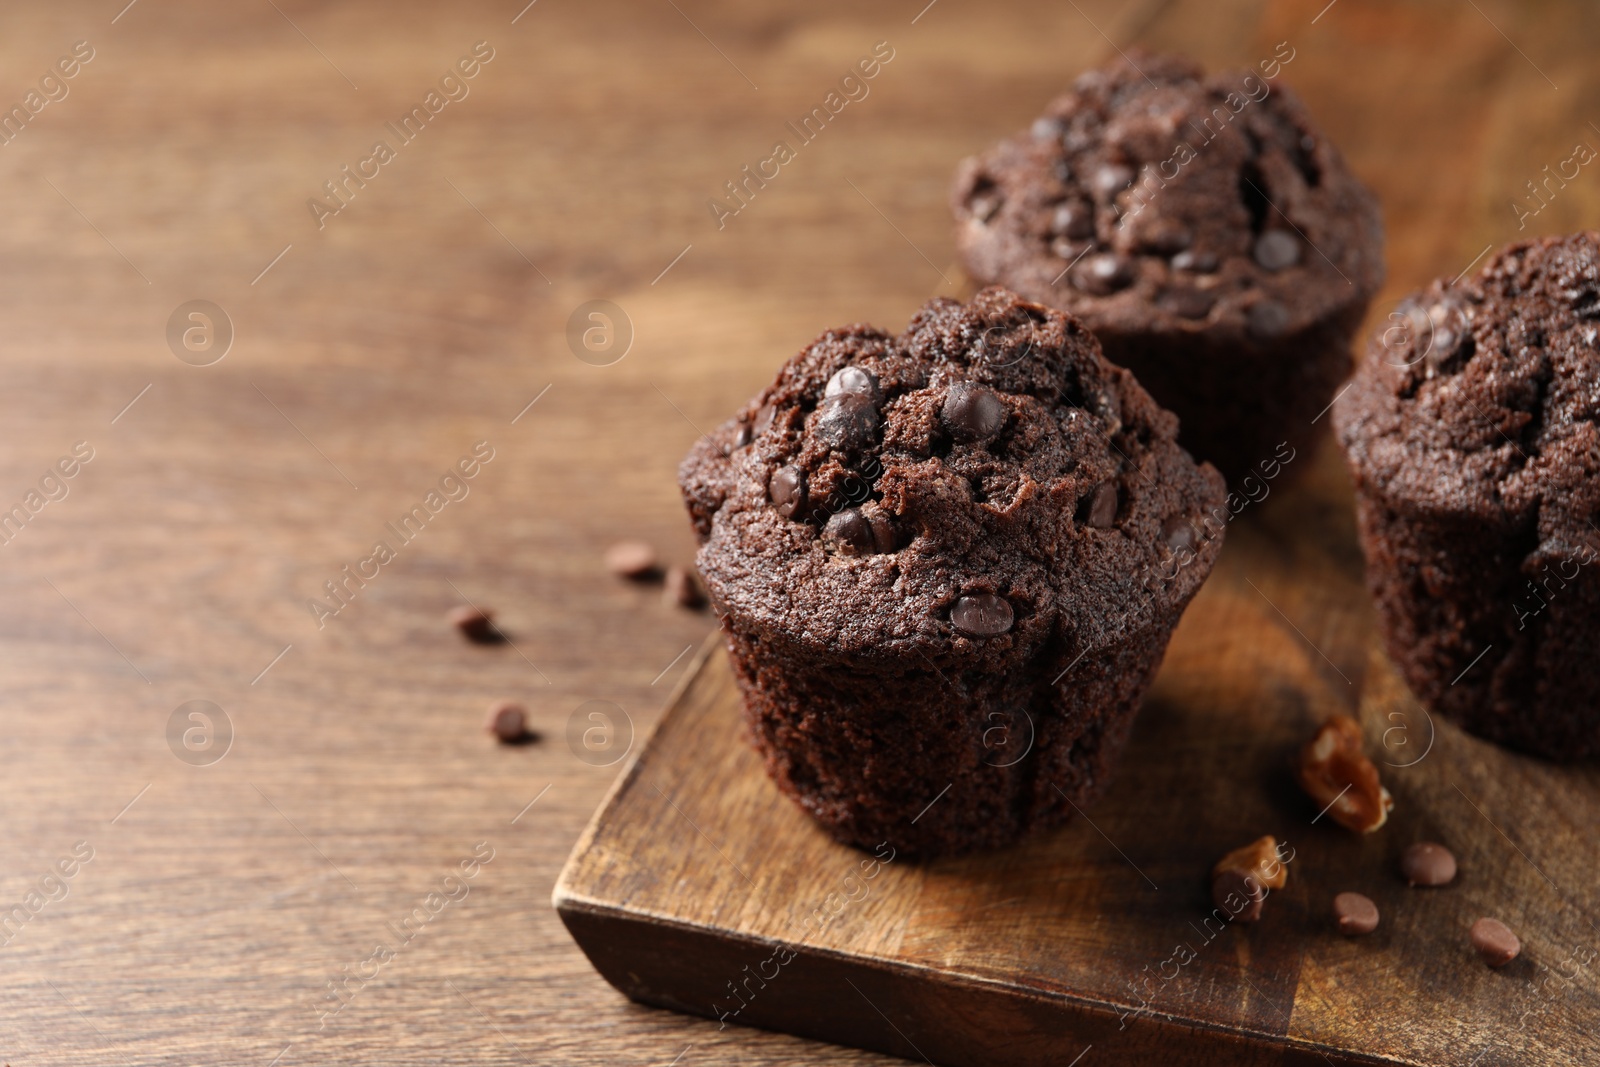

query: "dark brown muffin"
left=1335, top=233, right=1600, bottom=761
left=951, top=51, right=1384, bottom=484
left=680, top=288, right=1227, bottom=856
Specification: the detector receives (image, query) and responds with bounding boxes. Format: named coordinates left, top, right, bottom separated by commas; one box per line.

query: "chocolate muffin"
left=680, top=288, right=1226, bottom=856
left=1335, top=233, right=1600, bottom=761
left=951, top=51, right=1384, bottom=484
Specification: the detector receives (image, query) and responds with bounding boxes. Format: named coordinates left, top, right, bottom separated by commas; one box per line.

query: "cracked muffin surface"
left=680, top=287, right=1226, bottom=854
left=951, top=51, right=1383, bottom=482
left=1336, top=233, right=1600, bottom=759
left=683, top=287, right=1224, bottom=663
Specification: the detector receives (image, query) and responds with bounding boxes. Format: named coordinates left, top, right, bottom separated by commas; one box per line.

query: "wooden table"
left=0, top=0, right=1594, bottom=1063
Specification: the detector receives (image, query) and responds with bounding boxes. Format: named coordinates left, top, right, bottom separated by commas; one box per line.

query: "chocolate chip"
left=1159, top=286, right=1216, bottom=320
left=1384, top=300, right=1433, bottom=362
left=448, top=605, right=499, bottom=644
left=1171, top=248, right=1218, bottom=272
left=1053, top=159, right=1074, bottom=184
left=485, top=701, right=529, bottom=743
left=1142, top=221, right=1191, bottom=255
left=1332, top=892, right=1379, bottom=935
left=970, top=194, right=1002, bottom=223
left=1072, top=253, right=1133, bottom=295
left=951, top=593, right=1014, bottom=637
left=753, top=403, right=777, bottom=437
left=941, top=382, right=1007, bottom=443
left=734, top=423, right=752, bottom=448
left=1253, top=230, right=1301, bottom=271
left=1090, top=163, right=1133, bottom=202
left=1211, top=868, right=1267, bottom=923
left=1086, top=482, right=1118, bottom=527
left=1031, top=116, right=1064, bottom=141
left=769, top=465, right=808, bottom=519
left=1422, top=297, right=1471, bottom=367
left=824, top=366, right=882, bottom=404
left=1162, top=514, right=1197, bottom=554
left=813, top=393, right=879, bottom=452
left=866, top=509, right=897, bottom=553
left=1470, top=918, right=1520, bottom=968
left=1429, top=320, right=1459, bottom=361
left=823, top=509, right=876, bottom=555
left=1051, top=201, right=1095, bottom=239
left=663, top=565, right=705, bottom=609
left=1051, top=237, right=1089, bottom=261
left=604, top=540, right=658, bottom=580
left=1247, top=299, right=1291, bottom=339
left=1400, top=842, right=1456, bottom=887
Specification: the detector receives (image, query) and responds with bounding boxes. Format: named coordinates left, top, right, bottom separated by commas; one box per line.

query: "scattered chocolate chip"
left=1253, top=230, right=1301, bottom=271
left=824, top=366, right=882, bottom=404
left=813, top=393, right=880, bottom=452
left=1031, top=116, right=1064, bottom=141
left=1073, top=253, right=1133, bottom=295
left=663, top=565, right=705, bottom=609
left=1247, top=299, right=1292, bottom=339
left=1400, top=842, right=1457, bottom=887
left=1162, top=514, right=1197, bottom=554
left=941, top=382, right=1007, bottom=443
left=1053, top=159, right=1074, bottom=184
left=1333, top=892, right=1379, bottom=935
left=1159, top=286, right=1216, bottom=320
left=604, top=540, right=659, bottom=580
left=485, top=700, right=529, bottom=743
left=753, top=403, right=777, bottom=438
left=951, top=593, right=1014, bottom=637
left=823, top=509, right=876, bottom=555
left=1052, top=201, right=1096, bottom=239
left=1470, top=918, right=1520, bottom=968
left=1212, top=867, right=1267, bottom=923
left=734, top=423, right=752, bottom=448
left=1171, top=248, right=1218, bottom=273
left=1090, top=163, right=1134, bottom=202
left=769, top=465, right=808, bottom=519
left=1087, top=482, right=1118, bottom=527
left=448, top=605, right=499, bottom=644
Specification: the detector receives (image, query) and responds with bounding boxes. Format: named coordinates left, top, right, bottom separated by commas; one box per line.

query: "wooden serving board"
left=555, top=447, right=1600, bottom=1066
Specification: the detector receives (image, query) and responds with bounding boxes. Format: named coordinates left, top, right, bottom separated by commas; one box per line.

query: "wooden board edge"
left=551, top=890, right=1413, bottom=1067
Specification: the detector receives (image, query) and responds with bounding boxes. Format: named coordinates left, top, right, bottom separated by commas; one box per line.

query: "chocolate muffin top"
left=680, top=288, right=1225, bottom=665
left=951, top=52, right=1383, bottom=342
left=1336, top=233, right=1600, bottom=552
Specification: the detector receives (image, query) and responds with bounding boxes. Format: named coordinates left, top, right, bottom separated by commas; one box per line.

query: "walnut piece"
left=1210, top=834, right=1288, bottom=923
left=1296, top=714, right=1394, bottom=833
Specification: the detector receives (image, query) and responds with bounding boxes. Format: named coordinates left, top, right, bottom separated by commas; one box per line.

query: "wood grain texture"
left=0, top=0, right=1597, bottom=1062
left=558, top=463, right=1600, bottom=1066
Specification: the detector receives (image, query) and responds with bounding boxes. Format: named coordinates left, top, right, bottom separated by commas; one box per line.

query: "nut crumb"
left=1211, top=834, right=1288, bottom=923
left=1296, top=714, right=1394, bottom=833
